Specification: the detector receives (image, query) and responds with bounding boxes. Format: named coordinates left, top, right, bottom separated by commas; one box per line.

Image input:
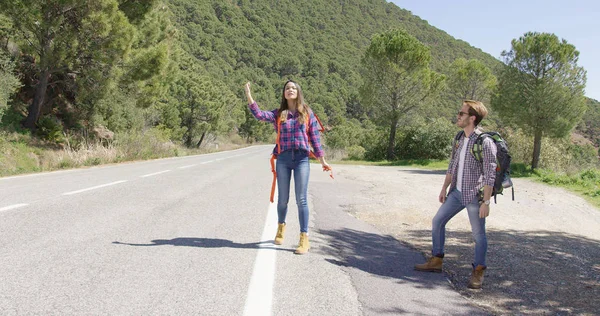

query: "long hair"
left=278, top=80, right=308, bottom=125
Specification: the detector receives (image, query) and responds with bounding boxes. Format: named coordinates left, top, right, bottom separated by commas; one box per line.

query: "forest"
left=1, top=0, right=598, bottom=178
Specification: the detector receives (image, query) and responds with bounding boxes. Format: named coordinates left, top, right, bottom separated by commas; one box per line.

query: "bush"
left=396, top=118, right=456, bottom=160
left=36, top=115, right=65, bottom=145
left=115, top=128, right=178, bottom=160
left=362, top=127, right=388, bottom=161
left=324, top=119, right=364, bottom=150
left=504, top=129, right=599, bottom=172
left=346, top=145, right=366, bottom=160
left=0, top=52, right=21, bottom=122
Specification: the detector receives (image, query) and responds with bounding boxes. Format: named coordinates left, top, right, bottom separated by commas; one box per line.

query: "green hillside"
left=0, top=0, right=597, bottom=175
left=168, top=0, right=501, bottom=123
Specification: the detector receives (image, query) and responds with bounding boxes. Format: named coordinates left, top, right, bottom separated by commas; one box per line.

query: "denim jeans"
left=276, top=149, right=310, bottom=233
left=432, top=189, right=487, bottom=267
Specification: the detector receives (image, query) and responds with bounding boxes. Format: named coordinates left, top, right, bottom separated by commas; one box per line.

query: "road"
left=0, top=145, right=487, bottom=315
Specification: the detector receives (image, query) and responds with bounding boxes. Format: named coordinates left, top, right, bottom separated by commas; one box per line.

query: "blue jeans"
left=432, top=189, right=487, bottom=267
left=276, top=149, right=310, bottom=233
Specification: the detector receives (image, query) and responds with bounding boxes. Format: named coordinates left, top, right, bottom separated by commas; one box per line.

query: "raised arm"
left=245, top=82, right=277, bottom=122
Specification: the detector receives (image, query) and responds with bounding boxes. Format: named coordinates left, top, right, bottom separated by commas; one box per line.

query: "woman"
left=244, top=80, right=330, bottom=254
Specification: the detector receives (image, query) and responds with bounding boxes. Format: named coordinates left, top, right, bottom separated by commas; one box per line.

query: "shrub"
left=346, top=145, right=366, bottom=160
left=396, top=118, right=456, bottom=160
left=362, top=127, right=388, bottom=161
left=36, top=115, right=65, bottom=145
left=324, top=119, right=364, bottom=150
left=504, top=129, right=599, bottom=172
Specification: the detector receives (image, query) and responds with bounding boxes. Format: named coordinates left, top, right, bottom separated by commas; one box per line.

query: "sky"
left=389, top=0, right=600, bottom=101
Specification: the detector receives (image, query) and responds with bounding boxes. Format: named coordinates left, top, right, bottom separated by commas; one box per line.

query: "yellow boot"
left=294, top=232, right=310, bottom=254
left=274, top=223, right=286, bottom=245
left=414, top=257, right=443, bottom=272
left=467, top=265, right=486, bottom=289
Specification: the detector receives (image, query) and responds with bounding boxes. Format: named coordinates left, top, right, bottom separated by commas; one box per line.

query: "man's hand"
left=479, top=204, right=490, bottom=218
left=439, top=188, right=447, bottom=203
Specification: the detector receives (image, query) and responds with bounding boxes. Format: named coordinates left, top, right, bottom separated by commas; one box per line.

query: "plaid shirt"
left=248, top=102, right=324, bottom=158
left=447, top=130, right=497, bottom=205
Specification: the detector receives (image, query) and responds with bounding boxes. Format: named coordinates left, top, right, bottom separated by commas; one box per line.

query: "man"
left=414, top=100, right=497, bottom=289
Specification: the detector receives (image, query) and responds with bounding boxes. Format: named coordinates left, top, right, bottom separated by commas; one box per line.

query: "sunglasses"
left=457, top=111, right=471, bottom=117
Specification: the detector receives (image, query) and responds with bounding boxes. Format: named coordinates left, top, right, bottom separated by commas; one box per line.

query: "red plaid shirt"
left=447, top=130, right=497, bottom=204
left=248, top=102, right=324, bottom=158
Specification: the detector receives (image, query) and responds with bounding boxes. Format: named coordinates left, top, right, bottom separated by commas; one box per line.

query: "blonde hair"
left=463, top=100, right=488, bottom=126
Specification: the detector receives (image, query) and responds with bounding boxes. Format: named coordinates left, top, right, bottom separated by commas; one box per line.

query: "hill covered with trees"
left=0, top=0, right=597, bottom=173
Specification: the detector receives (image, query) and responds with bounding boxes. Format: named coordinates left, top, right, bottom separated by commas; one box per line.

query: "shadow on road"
left=318, top=228, right=453, bottom=290
left=319, top=227, right=600, bottom=315
left=403, top=228, right=600, bottom=315
left=317, top=228, right=488, bottom=315
left=113, top=238, right=294, bottom=252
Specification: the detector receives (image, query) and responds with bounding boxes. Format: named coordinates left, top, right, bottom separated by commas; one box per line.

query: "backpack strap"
left=306, top=108, right=333, bottom=178
left=471, top=131, right=495, bottom=162
left=472, top=133, right=486, bottom=162
left=306, top=107, right=325, bottom=160
left=450, top=131, right=464, bottom=161
left=275, top=114, right=282, bottom=155
left=270, top=113, right=283, bottom=203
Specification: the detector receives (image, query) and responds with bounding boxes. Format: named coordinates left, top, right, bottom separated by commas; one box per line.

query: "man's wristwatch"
left=483, top=200, right=491, bottom=205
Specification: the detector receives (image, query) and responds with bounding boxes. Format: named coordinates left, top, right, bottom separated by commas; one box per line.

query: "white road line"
left=178, top=164, right=197, bottom=169
left=200, top=160, right=215, bottom=165
left=0, top=203, right=29, bottom=212
left=62, top=180, right=128, bottom=196
left=243, top=200, right=278, bottom=316
left=140, top=170, right=171, bottom=178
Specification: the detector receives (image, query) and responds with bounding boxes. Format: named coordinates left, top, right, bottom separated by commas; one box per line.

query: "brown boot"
left=274, top=223, right=286, bottom=245
left=467, top=265, right=486, bottom=289
left=294, top=232, right=310, bottom=254
left=414, top=257, right=443, bottom=272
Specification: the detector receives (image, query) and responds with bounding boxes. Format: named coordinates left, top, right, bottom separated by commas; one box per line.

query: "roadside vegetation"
left=0, top=1, right=598, bottom=207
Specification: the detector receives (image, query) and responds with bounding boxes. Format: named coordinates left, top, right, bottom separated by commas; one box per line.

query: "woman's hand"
left=320, top=159, right=333, bottom=179
left=244, top=82, right=254, bottom=104
left=319, top=157, right=333, bottom=177
left=318, top=157, right=330, bottom=170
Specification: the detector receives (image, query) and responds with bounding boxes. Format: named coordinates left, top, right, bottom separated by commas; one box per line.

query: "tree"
left=173, top=72, right=240, bottom=148
left=492, top=32, right=587, bottom=170
left=0, top=0, right=155, bottom=130
left=360, top=29, right=445, bottom=160
left=576, top=98, right=600, bottom=147
left=0, top=51, right=20, bottom=121
left=447, top=58, right=496, bottom=103
left=238, top=105, right=273, bottom=143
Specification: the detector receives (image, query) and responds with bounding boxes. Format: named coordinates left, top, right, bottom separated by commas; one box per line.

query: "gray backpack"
left=452, top=131, right=514, bottom=203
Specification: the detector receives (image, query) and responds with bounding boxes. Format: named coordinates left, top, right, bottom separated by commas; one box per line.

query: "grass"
left=533, top=168, right=600, bottom=208
left=0, top=130, right=246, bottom=178
left=332, top=158, right=449, bottom=169
left=332, top=159, right=600, bottom=210
left=3, top=131, right=598, bottom=210
left=508, top=162, right=600, bottom=208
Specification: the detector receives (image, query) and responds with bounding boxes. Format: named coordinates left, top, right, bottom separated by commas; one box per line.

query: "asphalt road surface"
left=0, top=145, right=488, bottom=315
